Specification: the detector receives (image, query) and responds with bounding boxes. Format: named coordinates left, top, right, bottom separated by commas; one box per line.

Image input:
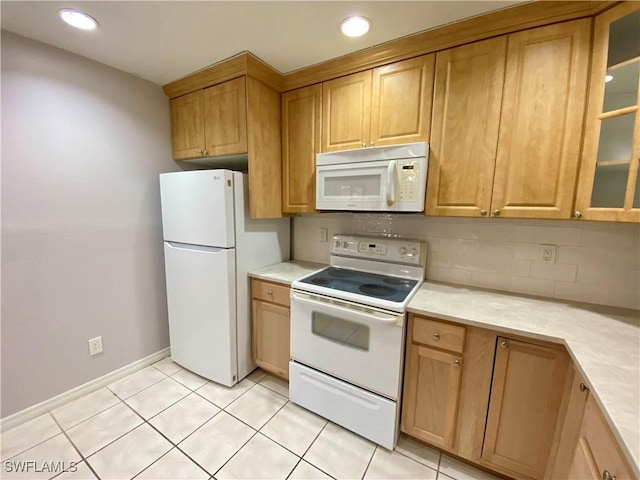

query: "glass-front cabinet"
left=575, top=3, right=640, bottom=222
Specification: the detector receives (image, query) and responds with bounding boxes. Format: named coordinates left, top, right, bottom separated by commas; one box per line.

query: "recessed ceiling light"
left=58, top=9, right=98, bottom=30
left=605, top=74, right=614, bottom=83
left=340, top=16, right=370, bottom=37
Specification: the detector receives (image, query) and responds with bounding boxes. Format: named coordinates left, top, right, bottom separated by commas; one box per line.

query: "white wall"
left=293, top=213, right=640, bottom=310
left=1, top=31, right=181, bottom=416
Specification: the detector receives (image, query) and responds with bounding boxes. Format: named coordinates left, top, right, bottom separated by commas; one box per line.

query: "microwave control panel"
left=398, top=162, right=420, bottom=201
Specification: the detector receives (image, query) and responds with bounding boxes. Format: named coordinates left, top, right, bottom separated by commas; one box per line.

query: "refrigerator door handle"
left=165, top=242, right=227, bottom=253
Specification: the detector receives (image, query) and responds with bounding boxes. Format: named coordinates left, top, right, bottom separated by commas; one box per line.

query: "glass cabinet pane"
left=596, top=112, right=636, bottom=162
left=604, top=61, right=640, bottom=111
left=590, top=164, right=630, bottom=208
left=607, top=10, right=640, bottom=67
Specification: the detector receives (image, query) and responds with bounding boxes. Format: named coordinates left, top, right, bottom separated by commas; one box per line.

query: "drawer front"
left=252, top=279, right=290, bottom=307
left=412, top=316, right=466, bottom=353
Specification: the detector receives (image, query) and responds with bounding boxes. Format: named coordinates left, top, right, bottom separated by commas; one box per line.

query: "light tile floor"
left=1, top=359, right=504, bottom=480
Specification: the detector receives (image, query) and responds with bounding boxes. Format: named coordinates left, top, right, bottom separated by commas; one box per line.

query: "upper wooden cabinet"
left=427, top=37, right=507, bottom=217
left=481, top=337, right=570, bottom=479
left=170, top=77, right=246, bottom=160
left=427, top=19, right=590, bottom=219
left=168, top=74, right=282, bottom=219
left=203, top=77, right=247, bottom=157
left=281, top=84, right=322, bottom=214
left=322, top=56, right=434, bottom=152
left=575, top=2, right=640, bottom=223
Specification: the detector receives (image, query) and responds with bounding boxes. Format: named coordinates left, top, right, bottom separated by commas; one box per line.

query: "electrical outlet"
left=319, top=227, right=328, bottom=242
left=541, top=245, right=557, bottom=264
left=88, top=336, right=103, bottom=356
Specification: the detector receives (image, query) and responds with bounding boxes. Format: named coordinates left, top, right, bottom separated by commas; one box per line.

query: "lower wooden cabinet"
left=401, top=342, right=463, bottom=448
left=552, top=367, right=635, bottom=480
left=251, top=279, right=290, bottom=380
left=481, top=337, right=570, bottom=479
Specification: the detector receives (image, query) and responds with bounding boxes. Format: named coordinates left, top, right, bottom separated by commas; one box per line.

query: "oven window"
left=323, top=175, right=381, bottom=197
left=311, top=312, right=370, bottom=351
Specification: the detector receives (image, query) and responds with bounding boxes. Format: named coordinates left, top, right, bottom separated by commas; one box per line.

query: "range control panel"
left=331, top=234, right=424, bottom=265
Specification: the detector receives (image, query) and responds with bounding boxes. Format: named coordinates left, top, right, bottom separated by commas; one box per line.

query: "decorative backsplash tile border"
left=293, top=213, right=640, bottom=310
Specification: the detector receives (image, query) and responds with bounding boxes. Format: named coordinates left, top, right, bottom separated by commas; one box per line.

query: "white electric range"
left=289, top=234, right=426, bottom=450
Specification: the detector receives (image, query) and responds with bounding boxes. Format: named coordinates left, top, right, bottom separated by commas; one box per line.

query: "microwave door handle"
left=387, top=161, right=397, bottom=206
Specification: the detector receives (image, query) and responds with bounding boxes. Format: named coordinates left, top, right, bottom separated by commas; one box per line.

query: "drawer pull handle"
left=501, top=341, right=508, bottom=349
left=579, top=382, right=589, bottom=392
left=602, top=470, right=615, bottom=480
left=453, top=360, right=460, bottom=368
left=432, top=332, right=440, bottom=341
left=267, top=290, right=273, bottom=296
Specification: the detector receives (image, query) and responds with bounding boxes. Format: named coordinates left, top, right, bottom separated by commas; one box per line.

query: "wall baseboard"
left=0, top=347, right=170, bottom=432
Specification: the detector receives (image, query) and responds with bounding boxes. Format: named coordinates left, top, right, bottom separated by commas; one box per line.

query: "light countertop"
left=249, top=260, right=325, bottom=285
left=409, top=282, right=640, bottom=476
left=248, top=262, right=640, bottom=475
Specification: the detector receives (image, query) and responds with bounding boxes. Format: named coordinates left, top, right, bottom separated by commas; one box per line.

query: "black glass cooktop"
left=299, top=267, right=418, bottom=303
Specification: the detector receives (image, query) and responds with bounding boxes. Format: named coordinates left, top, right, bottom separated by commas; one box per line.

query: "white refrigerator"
left=159, top=170, right=290, bottom=386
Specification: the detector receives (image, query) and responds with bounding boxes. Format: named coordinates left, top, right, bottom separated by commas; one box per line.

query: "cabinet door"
left=571, top=396, right=636, bottom=480
left=491, top=20, right=591, bottom=219
left=282, top=85, right=322, bottom=213
left=575, top=3, right=640, bottom=222
left=204, top=77, right=248, bottom=157
left=370, top=55, right=434, bottom=147
left=252, top=299, right=290, bottom=380
left=170, top=90, right=205, bottom=160
left=322, top=71, right=371, bottom=152
left=482, top=338, right=569, bottom=479
left=427, top=37, right=506, bottom=217
left=401, top=343, right=463, bottom=448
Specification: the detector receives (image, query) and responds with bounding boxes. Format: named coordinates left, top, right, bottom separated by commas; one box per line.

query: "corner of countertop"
left=248, top=260, right=327, bottom=286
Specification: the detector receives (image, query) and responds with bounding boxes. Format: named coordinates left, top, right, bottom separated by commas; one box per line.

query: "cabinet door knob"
left=371, top=142, right=376, bottom=147
left=602, top=470, right=615, bottom=480
left=267, top=290, right=273, bottom=296
left=453, top=359, right=461, bottom=368
left=493, top=209, right=501, bottom=216
left=500, top=340, right=509, bottom=349
left=203, top=150, right=208, bottom=157
left=480, top=210, right=488, bottom=216
left=574, top=211, right=582, bottom=219
left=579, top=382, right=589, bottom=392
left=432, top=332, right=440, bottom=341
left=362, top=142, right=366, bottom=148
left=199, top=149, right=205, bottom=155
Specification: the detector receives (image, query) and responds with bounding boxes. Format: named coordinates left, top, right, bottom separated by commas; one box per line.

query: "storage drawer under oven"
left=290, top=361, right=398, bottom=450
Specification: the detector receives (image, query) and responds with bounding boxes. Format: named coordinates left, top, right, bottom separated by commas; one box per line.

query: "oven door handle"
left=292, top=292, right=399, bottom=325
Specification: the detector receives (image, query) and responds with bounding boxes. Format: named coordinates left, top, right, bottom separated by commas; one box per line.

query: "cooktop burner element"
left=311, top=278, right=331, bottom=286
left=327, top=268, right=353, bottom=278
left=383, top=277, right=414, bottom=286
left=359, top=284, right=396, bottom=297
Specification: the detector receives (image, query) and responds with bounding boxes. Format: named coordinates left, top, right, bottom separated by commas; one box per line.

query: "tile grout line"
left=48, top=411, right=102, bottom=480
left=359, top=443, right=378, bottom=479
left=284, top=419, right=336, bottom=480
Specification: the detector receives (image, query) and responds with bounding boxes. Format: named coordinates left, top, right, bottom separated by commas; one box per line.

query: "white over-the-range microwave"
left=315, top=142, right=428, bottom=212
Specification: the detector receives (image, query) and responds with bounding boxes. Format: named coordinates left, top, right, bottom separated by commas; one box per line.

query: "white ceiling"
left=1, top=1, right=524, bottom=86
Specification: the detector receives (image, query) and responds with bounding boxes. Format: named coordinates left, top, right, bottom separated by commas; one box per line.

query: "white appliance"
left=315, top=142, right=428, bottom=212
left=290, top=234, right=426, bottom=449
left=160, top=170, right=290, bottom=386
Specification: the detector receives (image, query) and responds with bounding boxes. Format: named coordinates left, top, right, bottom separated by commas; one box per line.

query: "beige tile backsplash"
left=293, top=214, right=640, bottom=310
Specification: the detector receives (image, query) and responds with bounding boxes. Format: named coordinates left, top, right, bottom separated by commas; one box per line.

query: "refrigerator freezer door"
left=160, top=170, right=235, bottom=248
left=164, top=242, right=237, bottom=385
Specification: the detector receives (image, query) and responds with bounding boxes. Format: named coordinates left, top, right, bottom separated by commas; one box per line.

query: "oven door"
left=290, top=291, right=404, bottom=400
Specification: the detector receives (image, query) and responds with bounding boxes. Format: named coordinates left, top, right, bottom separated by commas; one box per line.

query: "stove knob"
left=399, top=247, right=407, bottom=255
left=410, top=248, right=418, bottom=256
left=335, top=240, right=341, bottom=248
left=343, top=241, right=348, bottom=248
